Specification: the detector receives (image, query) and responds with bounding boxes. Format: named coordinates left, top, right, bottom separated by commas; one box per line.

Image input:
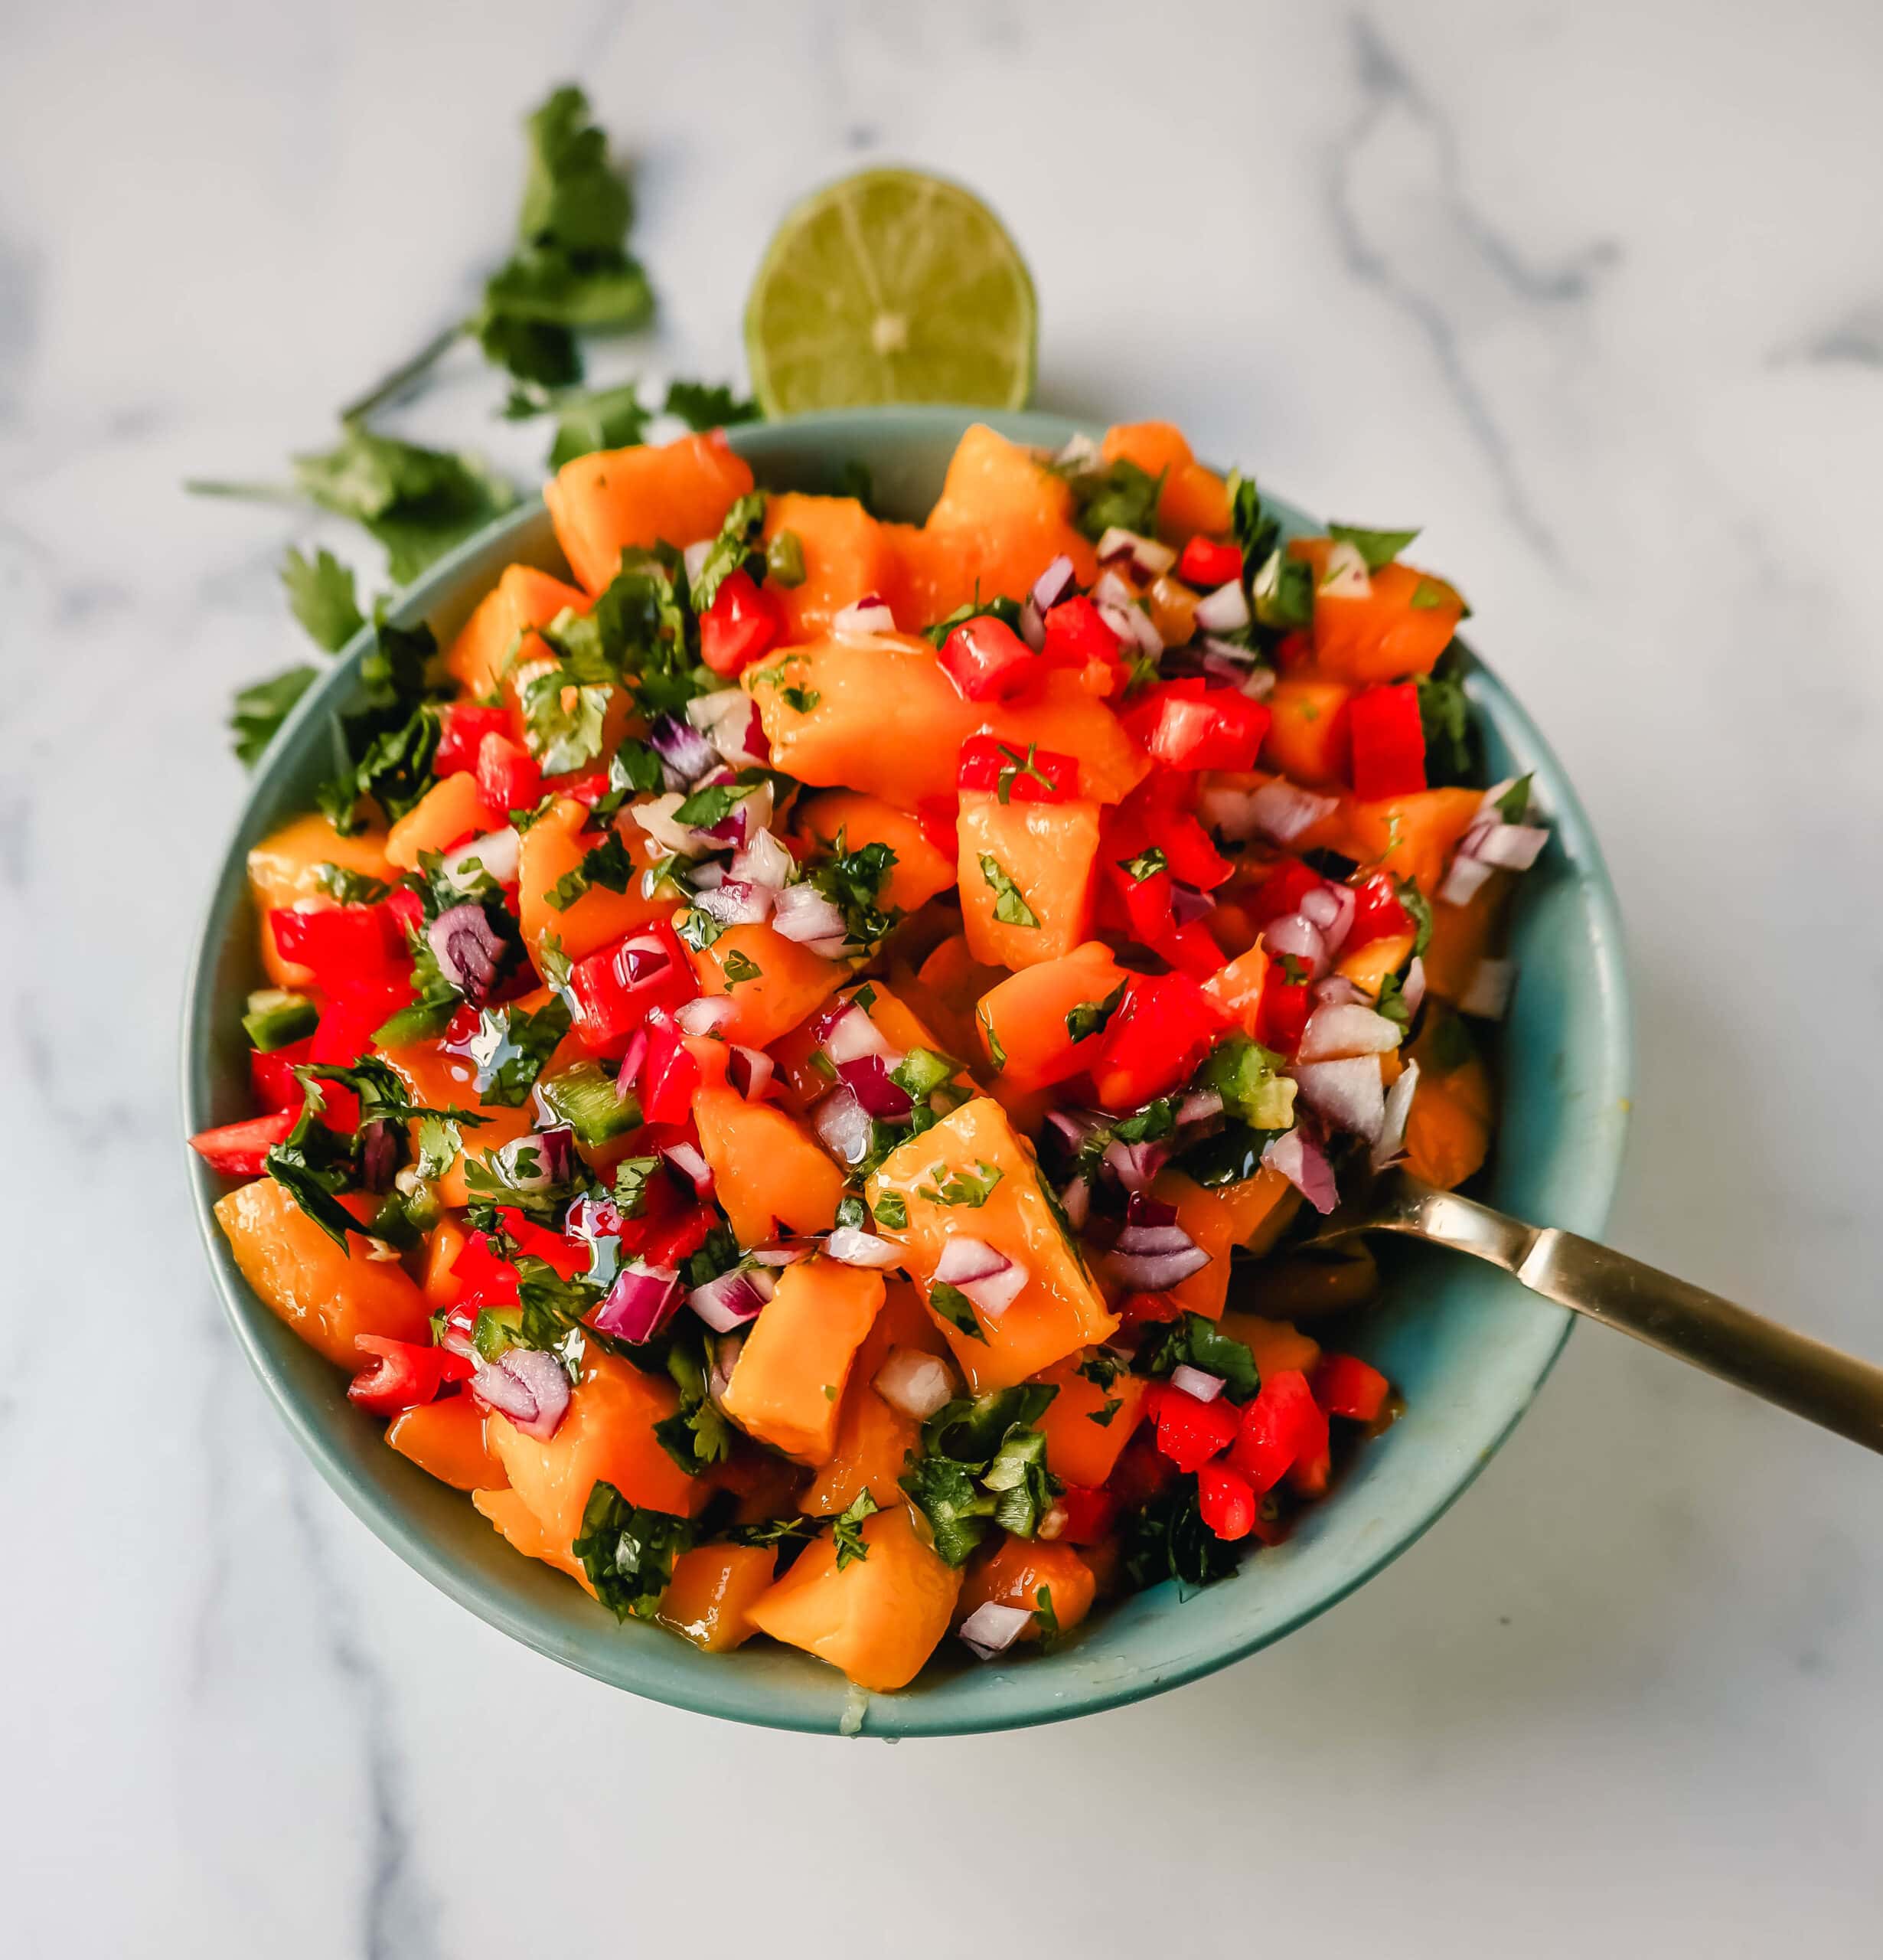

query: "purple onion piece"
left=358, top=1119, right=399, bottom=1193
left=837, top=1054, right=912, bottom=1121
left=589, top=1263, right=681, bottom=1343
left=428, top=903, right=505, bottom=1004
left=649, top=712, right=720, bottom=789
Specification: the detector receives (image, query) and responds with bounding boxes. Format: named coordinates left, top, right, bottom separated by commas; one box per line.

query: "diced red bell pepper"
left=563, top=769, right=611, bottom=807
left=1348, top=681, right=1428, bottom=799
left=1313, top=1352, right=1391, bottom=1423
left=1149, top=917, right=1224, bottom=981
left=638, top=1014, right=701, bottom=1125
left=1229, top=1368, right=1330, bottom=1494
left=699, top=568, right=785, bottom=678
left=938, top=615, right=1035, bottom=701
left=1176, top=536, right=1243, bottom=588
left=1344, top=871, right=1415, bottom=952
left=1196, top=1460, right=1258, bottom=1540
left=1253, top=967, right=1312, bottom=1054
left=434, top=703, right=511, bottom=777
left=188, top=1109, right=297, bottom=1176
left=270, top=903, right=406, bottom=995
left=957, top=735, right=1079, bottom=802
left=644, top=1204, right=714, bottom=1269
left=250, top=1037, right=312, bottom=1114
left=1147, top=1381, right=1240, bottom=1472
left=383, top=884, right=425, bottom=942
left=476, top=731, right=540, bottom=815
left=1116, top=1289, right=1187, bottom=1331
left=1105, top=1433, right=1179, bottom=1511
left=347, top=1335, right=475, bottom=1417
left=1245, top=858, right=1328, bottom=930
left=1041, top=595, right=1124, bottom=682
left=1089, top=972, right=1224, bottom=1111
left=495, top=1209, right=592, bottom=1282
left=915, top=796, right=959, bottom=860
left=566, top=921, right=697, bottom=1058
left=451, top=1231, right=522, bottom=1312
left=1106, top=855, right=1174, bottom=943
left=1056, top=1485, right=1120, bottom=1546
left=1124, top=678, right=1271, bottom=773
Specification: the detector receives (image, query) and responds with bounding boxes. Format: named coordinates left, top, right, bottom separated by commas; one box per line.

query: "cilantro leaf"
left=1066, top=981, right=1125, bottom=1046
left=978, top=854, right=1039, bottom=929
left=1225, top=469, right=1280, bottom=570
left=720, top=949, right=762, bottom=985
left=1416, top=671, right=1474, bottom=785
left=1396, top=876, right=1434, bottom=959
left=1053, top=455, right=1163, bottom=541
left=1119, top=846, right=1167, bottom=882
left=507, top=380, right=651, bottom=468
left=230, top=665, right=317, bottom=768
left=1327, top=523, right=1420, bottom=571
left=1136, top=1311, right=1260, bottom=1404
left=803, top=831, right=902, bottom=955
left=518, top=665, right=612, bottom=775
left=900, top=1387, right=1060, bottom=1566
left=281, top=547, right=365, bottom=652
left=687, top=492, right=767, bottom=612
left=928, top=1280, right=987, bottom=1344
left=664, top=379, right=761, bottom=430
left=472, top=996, right=573, bottom=1107
left=1119, top=1475, right=1242, bottom=1593
left=831, top=1488, right=880, bottom=1570
left=917, top=1159, right=1003, bottom=1208
left=920, top=593, right=1023, bottom=649
left=573, top=1482, right=693, bottom=1621
left=1252, top=547, right=1314, bottom=631
left=977, top=1004, right=1007, bottom=1073
left=545, top=830, right=637, bottom=911
left=873, top=1191, right=908, bottom=1231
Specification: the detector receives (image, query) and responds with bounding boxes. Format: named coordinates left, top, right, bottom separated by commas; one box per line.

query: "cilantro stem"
left=184, top=479, right=305, bottom=503
left=337, top=318, right=472, bottom=425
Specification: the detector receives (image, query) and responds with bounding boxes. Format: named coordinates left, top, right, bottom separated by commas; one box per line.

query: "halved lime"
left=745, top=168, right=1036, bottom=418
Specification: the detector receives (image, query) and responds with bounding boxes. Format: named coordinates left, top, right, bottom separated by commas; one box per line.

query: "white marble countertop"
left=5, top=1, right=1881, bottom=1952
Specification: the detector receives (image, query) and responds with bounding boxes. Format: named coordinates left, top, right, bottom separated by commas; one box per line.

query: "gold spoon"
left=1307, top=1172, right=1883, bottom=1451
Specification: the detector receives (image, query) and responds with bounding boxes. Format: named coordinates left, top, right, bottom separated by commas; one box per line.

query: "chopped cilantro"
left=1066, top=981, right=1126, bottom=1046
left=873, top=1192, right=908, bottom=1231
left=928, top=1279, right=987, bottom=1344
left=917, top=1159, right=1003, bottom=1208
left=281, top=546, right=364, bottom=652
left=977, top=1004, right=1007, bottom=1073
left=978, top=854, right=1039, bottom=929
left=674, top=906, right=723, bottom=952
left=613, top=1155, right=660, bottom=1216
left=1416, top=671, right=1473, bottom=785
left=519, top=665, right=611, bottom=775
left=573, top=1482, right=693, bottom=1621
left=1396, top=876, right=1434, bottom=959
left=1252, top=547, right=1314, bottom=631
left=687, top=491, right=767, bottom=612
left=1119, top=1475, right=1241, bottom=1593
left=1054, top=455, right=1163, bottom=541
left=664, top=379, right=761, bottom=430
left=544, top=829, right=636, bottom=911
left=831, top=1489, right=880, bottom=1570
left=1327, top=523, right=1420, bottom=571
left=1119, top=847, right=1167, bottom=882
left=920, top=593, right=1023, bottom=649
left=1136, top=1312, right=1260, bottom=1403
left=230, top=665, right=318, bottom=769
left=803, top=831, right=902, bottom=955
left=720, top=949, right=762, bottom=985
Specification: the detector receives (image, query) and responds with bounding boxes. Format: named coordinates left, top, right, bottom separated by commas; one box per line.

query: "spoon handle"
left=1380, top=1181, right=1883, bottom=1452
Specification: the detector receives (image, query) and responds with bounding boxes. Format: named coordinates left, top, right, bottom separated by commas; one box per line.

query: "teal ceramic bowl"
left=182, top=407, right=1632, bottom=1736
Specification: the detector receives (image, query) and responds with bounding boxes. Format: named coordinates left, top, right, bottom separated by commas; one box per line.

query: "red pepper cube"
left=1176, top=536, right=1244, bottom=588
left=187, top=1109, right=298, bottom=1177
left=1040, top=593, right=1124, bottom=676
left=1254, top=970, right=1312, bottom=1054
left=1056, top=1485, right=1121, bottom=1546
left=1090, top=972, right=1224, bottom=1111
left=1105, top=854, right=1174, bottom=943
left=1148, top=1381, right=1241, bottom=1472
left=450, top=1231, right=523, bottom=1313
left=249, top=1037, right=313, bottom=1114
left=1344, top=871, right=1415, bottom=952
left=956, top=734, right=1079, bottom=802
left=476, top=731, right=541, bottom=816
left=1196, top=1460, right=1258, bottom=1540
left=1313, top=1352, right=1391, bottom=1423
left=1229, top=1369, right=1330, bottom=1493
left=269, top=903, right=406, bottom=996
left=1125, top=680, right=1271, bottom=773
left=434, top=703, right=512, bottom=778
left=1348, top=681, right=1428, bottom=799
left=1245, top=857, right=1329, bottom=931
left=1105, top=1432, right=1180, bottom=1511
left=699, top=568, right=785, bottom=678
left=347, top=1335, right=475, bottom=1417
left=638, top=1014, right=702, bottom=1125
left=938, top=615, right=1035, bottom=701
left=567, top=923, right=697, bottom=1059
left=1148, top=917, right=1222, bottom=980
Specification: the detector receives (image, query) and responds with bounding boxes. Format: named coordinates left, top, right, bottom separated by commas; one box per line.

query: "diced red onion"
left=1044, top=1108, right=1105, bottom=1152
left=1114, top=1221, right=1193, bottom=1256
left=1176, top=1089, right=1224, bottom=1129
left=471, top=1347, right=571, bottom=1441
left=731, top=828, right=794, bottom=890
left=589, top=1261, right=680, bottom=1343
left=1460, top=958, right=1516, bottom=1021
left=833, top=593, right=896, bottom=637
left=566, top=1191, right=622, bottom=1242
left=1249, top=779, right=1340, bottom=846
left=934, top=1236, right=1028, bottom=1320
left=826, top=1227, right=906, bottom=1270
left=687, top=688, right=769, bottom=767
left=1468, top=822, right=1548, bottom=871
left=1098, top=599, right=1162, bottom=658
left=676, top=995, right=737, bottom=1037
left=1312, top=975, right=1368, bottom=1008
left=615, top=935, right=671, bottom=988
left=661, top=1139, right=714, bottom=1196
left=1263, top=1127, right=1338, bottom=1214
left=616, top=1024, right=649, bottom=1088
left=1235, top=662, right=1278, bottom=701
left=1298, top=880, right=1356, bottom=955
left=873, top=1349, right=956, bottom=1421
left=1018, top=597, right=1046, bottom=652
left=1402, top=956, right=1427, bottom=1021
left=635, top=792, right=707, bottom=854
left=695, top=877, right=774, bottom=927
left=771, top=882, right=848, bottom=952
left=648, top=712, right=720, bottom=789
left=494, top=1125, right=575, bottom=1191
left=1169, top=1364, right=1225, bottom=1403
left=838, top=1053, right=913, bottom=1120
left=1263, top=910, right=1331, bottom=979
left=1095, top=528, right=1175, bottom=578
left=1106, top=1240, right=1211, bottom=1292
left=1192, top=580, right=1251, bottom=634
left=1297, top=1002, right=1403, bottom=1063
left=1091, top=568, right=1137, bottom=610
left=1031, top=554, right=1078, bottom=614
left=727, top=1044, right=774, bottom=1100
left=1291, top=1056, right=1386, bottom=1144
left=440, top=826, right=521, bottom=890
left=1170, top=882, right=1216, bottom=926
left=427, top=903, right=505, bottom=1003
left=1438, top=850, right=1496, bottom=907
left=358, top=1119, right=398, bottom=1193
left=819, top=1001, right=893, bottom=1065
left=1125, top=1192, right=1179, bottom=1228
left=1373, top=1059, right=1421, bottom=1170
left=688, top=1264, right=775, bottom=1332
left=958, top=1600, right=1034, bottom=1661
left=1319, top=540, right=1372, bottom=597
left=681, top=539, right=713, bottom=585
left=1102, top=1137, right=1169, bottom=1193
left=689, top=859, right=727, bottom=893
left=1057, top=1177, right=1091, bottom=1230
left=811, top=1084, right=873, bottom=1166
left=707, top=1333, right=742, bottom=1411
left=1053, top=432, right=1101, bottom=469
left=748, top=1240, right=814, bottom=1266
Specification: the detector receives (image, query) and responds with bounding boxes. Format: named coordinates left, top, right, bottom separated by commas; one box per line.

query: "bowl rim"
left=181, top=406, right=1633, bottom=1736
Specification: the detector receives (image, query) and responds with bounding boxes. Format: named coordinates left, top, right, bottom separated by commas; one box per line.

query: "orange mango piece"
left=385, top=772, right=491, bottom=871
left=1099, top=422, right=1230, bottom=544
left=957, top=792, right=1100, bottom=971
left=517, top=799, right=671, bottom=965
left=1423, top=877, right=1509, bottom=1002
left=761, top=493, right=897, bottom=640
left=799, top=1377, right=920, bottom=1519
left=214, top=1178, right=432, bottom=1370
left=1212, top=1166, right=1300, bottom=1255
left=423, top=1219, right=469, bottom=1310
left=796, top=789, right=956, bottom=915
left=1035, top=1357, right=1147, bottom=1488
left=473, top=1487, right=594, bottom=1593
left=1219, top=1312, right=1322, bottom=1381
left=445, top=562, right=588, bottom=700
left=956, top=1535, right=1096, bottom=1641
left=377, top=1032, right=550, bottom=1210
left=1146, top=1168, right=1258, bottom=1319
left=247, top=815, right=393, bottom=989
left=908, top=934, right=1007, bottom=1062
left=721, top=1256, right=885, bottom=1464
left=1263, top=678, right=1354, bottom=786
left=1403, top=1011, right=1494, bottom=1191
left=684, top=920, right=845, bottom=1049
left=387, top=1396, right=507, bottom=1491
left=866, top=1096, right=1117, bottom=1392
left=657, top=1543, right=778, bottom=1651
left=1288, top=539, right=1465, bottom=684
left=984, top=668, right=1151, bottom=805
left=746, top=1501, right=962, bottom=1691
left=546, top=432, right=755, bottom=594
left=487, top=1348, right=703, bottom=1550
left=1338, top=931, right=1416, bottom=998
left=693, top=1084, right=844, bottom=1246
left=1340, top=788, right=1484, bottom=897
left=974, top=941, right=1129, bottom=1089
left=1202, top=942, right=1269, bottom=1038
